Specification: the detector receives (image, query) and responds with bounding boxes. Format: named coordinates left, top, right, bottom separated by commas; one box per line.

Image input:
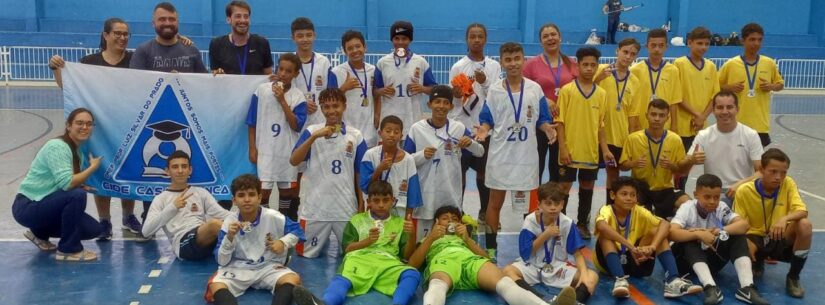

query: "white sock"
left=691, top=262, right=716, bottom=286
left=734, top=256, right=754, bottom=287
left=495, top=277, right=547, bottom=305
left=423, top=279, right=449, bottom=305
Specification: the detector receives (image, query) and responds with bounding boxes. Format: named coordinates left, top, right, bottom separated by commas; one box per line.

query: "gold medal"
left=361, top=97, right=369, bottom=107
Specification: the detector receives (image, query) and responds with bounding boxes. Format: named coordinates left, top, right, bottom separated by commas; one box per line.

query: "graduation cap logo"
left=114, top=84, right=217, bottom=184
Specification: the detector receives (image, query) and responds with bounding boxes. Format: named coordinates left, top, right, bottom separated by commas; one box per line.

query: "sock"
left=423, top=278, right=449, bottom=305
left=289, top=197, right=301, bottom=220
left=477, top=178, right=489, bottom=217
left=691, top=262, right=716, bottom=286
left=657, top=250, right=680, bottom=282
left=213, top=289, right=238, bottom=305
left=515, top=279, right=544, bottom=298
left=99, top=216, right=111, bottom=221
left=577, top=189, right=594, bottom=225
left=575, top=284, right=591, bottom=303
left=605, top=252, right=625, bottom=277
left=562, top=195, right=570, bottom=214
left=485, top=231, right=497, bottom=250
left=733, top=256, right=754, bottom=287
left=322, top=276, right=352, bottom=305
left=141, top=201, right=151, bottom=222
left=271, top=283, right=294, bottom=305
left=278, top=197, right=291, bottom=214
left=392, top=270, right=421, bottom=305
left=605, top=188, right=613, bottom=205
left=788, top=250, right=809, bottom=280
left=495, top=277, right=546, bottom=305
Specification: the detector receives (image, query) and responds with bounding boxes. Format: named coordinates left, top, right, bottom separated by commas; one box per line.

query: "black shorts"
left=758, top=133, right=771, bottom=147
left=461, top=135, right=489, bottom=178
left=671, top=235, right=750, bottom=275
left=178, top=227, right=216, bottom=261
left=596, top=238, right=655, bottom=277
left=746, top=234, right=794, bottom=262
left=559, top=166, right=599, bottom=182
left=637, top=183, right=687, bottom=219
left=681, top=136, right=695, bottom=153
left=598, top=144, right=623, bottom=168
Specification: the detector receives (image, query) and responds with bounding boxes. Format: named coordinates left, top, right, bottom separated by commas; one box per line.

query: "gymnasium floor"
left=1, top=86, right=823, bottom=305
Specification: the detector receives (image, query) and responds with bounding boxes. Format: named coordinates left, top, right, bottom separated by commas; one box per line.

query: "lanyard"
left=394, top=49, right=412, bottom=68
left=539, top=213, right=560, bottom=264
left=645, top=59, right=665, bottom=96
left=348, top=62, right=369, bottom=98
left=543, top=54, right=563, bottom=94
left=611, top=206, right=632, bottom=255
left=300, top=53, right=316, bottom=92
left=379, top=147, right=398, bottom=181
left=740, top=55, right=760, bottom=92
left=612, top=69, right=629, bottom=111
left=645, top=129, right=667, bottom=174
left=505, top=79, right=525, bottom=125
left=237, top=207, right=261, bottom=236
left=755, top=179, right=779, bottom=236
left=429, top=119, right=453, bottom=146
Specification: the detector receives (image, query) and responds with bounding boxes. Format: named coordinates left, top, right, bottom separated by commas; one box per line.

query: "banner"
left=63, top=63, right=267, bottom=201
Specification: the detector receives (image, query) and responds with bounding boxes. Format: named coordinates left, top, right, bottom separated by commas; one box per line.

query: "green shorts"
left=339, top=250, right=414, bottom=296
left=426, top=250, right=490, bottom=291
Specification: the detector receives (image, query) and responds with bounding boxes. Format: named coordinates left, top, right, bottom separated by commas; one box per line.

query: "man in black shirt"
left=603, top=0, right=623, bottom=44
left=130, top=2, right=207, bottom=73
left=209, top=1, right=274, bottom=75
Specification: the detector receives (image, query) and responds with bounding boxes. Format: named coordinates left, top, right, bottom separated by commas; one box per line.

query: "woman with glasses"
left=12, top=108, right=103, bottom=261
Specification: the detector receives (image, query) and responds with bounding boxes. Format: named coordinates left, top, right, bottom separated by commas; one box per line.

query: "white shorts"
left=261, top=181, right=295, bottom=190
left=511, top=259, right=577, bottom=288
left=415, top=218, right=434, bottom=242
left=211, top=265, right=296, bottom=297
left=298, top=219, right=347, bottom=258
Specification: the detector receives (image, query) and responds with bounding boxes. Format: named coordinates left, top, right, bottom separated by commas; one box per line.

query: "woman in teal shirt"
left=12, top=108, right=103, bottom=261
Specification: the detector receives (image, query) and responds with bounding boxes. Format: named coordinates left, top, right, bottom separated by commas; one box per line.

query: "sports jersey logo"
left=527, top=105, right=533, bottom=122
left=315, top=75, right=324, bottom=91
left=399, top=179, right=409, bottom=194
left=190, top=203, right=199, bottom=213
left=559, top=167, right=567, bottom=176
left=345, top=141, right=354, bottom=157
left=113, top=84, right=218, bottom=185
left=413, top=67, right=421, bottom=80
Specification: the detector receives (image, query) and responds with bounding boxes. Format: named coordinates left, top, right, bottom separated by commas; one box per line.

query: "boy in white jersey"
left=669, top=174, right=769, bottom=305
left=290, top=88, right=368, bottom=258
left=475, top=42, right=556, bottom=260
left=360, top=115, right=423, bottom=219
left=504, top=182, right=598, bottom=304
left=328, top=30, right=379, bottom=146
left=205, top=174, right=322, bottom=305
left=404, top=85, right=484, bottom=240
left=143, top=151, right=231, bottom=260
left=289, top=17, right=330, bottom=127
left=247, top=53, right=307, bottom=219
left=374, top=20, right=437, bottom=137
left=449, top=23, right=501, bottom=223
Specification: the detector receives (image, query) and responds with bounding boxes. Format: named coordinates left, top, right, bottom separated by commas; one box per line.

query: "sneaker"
left=549, top=286, right=577, bottom=305
left=664, top=276, right=703, bottom=298
left=736, top=284, right=770, bottom=305
left=786, top=276, right=805, bottom=298
left=122, top=215, right=143, bottom=234
left=612, top=276, right=630, bottom=298
left=576, top=223, right=592, bottom=240
left=293, top=285, right=325, bottom=305
left=486, top=249, right=497, bottom=263
left=98, top=219, right=113, bottom=241
left=703, top=285, right=723, bottom=305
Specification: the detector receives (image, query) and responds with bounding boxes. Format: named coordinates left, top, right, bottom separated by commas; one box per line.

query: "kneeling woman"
left=408, top=205, right=576, bottom=305
left=12, top=108, right=103, bottom=261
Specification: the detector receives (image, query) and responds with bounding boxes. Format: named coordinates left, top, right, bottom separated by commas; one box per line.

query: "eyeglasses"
left=73, top=120, right=95, bottom=127
left=110, top=31, right=130, bottom=38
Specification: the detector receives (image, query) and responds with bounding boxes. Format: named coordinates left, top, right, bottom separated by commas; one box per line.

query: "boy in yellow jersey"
left=673, top=26, right=720, bottom=191
left=719, top=23, right=784, bottom=147
left=619, top=99, right=693, bottom=219
left=557, top=46, right=613, bottom=240
left=733, top=148, right=811, bottom=298
left=595, top=176, right=701, bottom=299
left=630, top=29, right=682, bottom=131
left=594, top=38, right=642, bottom=204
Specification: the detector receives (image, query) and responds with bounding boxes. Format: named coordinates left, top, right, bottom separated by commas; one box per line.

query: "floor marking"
left=157, top=257, right=170, bottom=264
left=799, top=189, right=825, bottom=203
left=129, top=302, right=140, bottom=305
left=138, top=285, right=152, bottom=294
left=148, top=269, right=162, bottom=278
left=628, top=284, right=656, bottom=305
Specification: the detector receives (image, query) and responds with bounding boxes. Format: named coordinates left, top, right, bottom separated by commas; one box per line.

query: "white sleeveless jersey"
left=359, top=146, right=423, bottom=213
left=246, top=83, right=306, bottom=182
left=519, top=212, right=584, bottom=266
left=215, top=207, right=303, bottom=269
left=329, top=62, right=379, bottom=147
left=374, top=52, right=437, bottom=136
left=448, top=56, right=502, bottom=129
left=292, top=52, right=331, bottom=128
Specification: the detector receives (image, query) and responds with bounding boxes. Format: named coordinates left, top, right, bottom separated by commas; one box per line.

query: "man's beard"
left=156, top=26, right=178, bottom=40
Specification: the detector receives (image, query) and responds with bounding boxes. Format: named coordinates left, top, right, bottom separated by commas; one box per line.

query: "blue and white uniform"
left=511, top=212, right=587, bottom=287
left=328, top=62, right=379, bottom=146
left=374, top=52, right=437, bottom=137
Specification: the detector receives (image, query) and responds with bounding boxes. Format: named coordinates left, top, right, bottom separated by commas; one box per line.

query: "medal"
left=275, top=81, right=284, bottom=89
left=543, top=54, right=562, bottom=98
left=650, top=94, right=657, bottom=101
left=512, top=122, right=522, bottom=130
left=747, top=89, right=756, bottom=98
left=613, top=69, right=629, bottom=111
left=374, top=219, right=384, bottom=233
left=305, top=92, right=315, bottom=103
left=505, top=79, right=525, bottom=131
left=764, top=237, right=770, bottom=247
left=349, top=62, right=370, bottom=107
left=620, top=254, right=628, bottom=265
left=741, top=55, right=759, bottom=100
left=447, top=223, right=456, bottom=234
left=242, top=222, right=252, bottom=234
left=646, top=59, right=664, bottom=102
left=542, top=264, right=554, bottom=274
left=300, top=52, right=316, bottom=95
left=361, top=97, right=369, bottom=107
left=554, top=88, right=560, bottom=97
left=333, top=124, right=342, bottom=134
left=394, top=47, right=407, bottom=58
left=719, top=230, right=729, bottom=241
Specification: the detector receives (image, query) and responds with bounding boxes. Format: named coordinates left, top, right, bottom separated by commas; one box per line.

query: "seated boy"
left=595, top=177, right=701, bottom=299
left=504, top=182, right=599, bottom=304
left=206, top=174, right=322, bottom=305
left=410, top=205, right=577, bottom=305
left=142, top=150, right=231, bottom=260
left=669, top=174, right=768, bottom=305
left=322, top=180, right=420, bottom=305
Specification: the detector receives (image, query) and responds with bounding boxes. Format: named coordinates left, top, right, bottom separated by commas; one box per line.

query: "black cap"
left=390, top=21, right=413, bottom=41
left=429, top=85, right=452, bottom=101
